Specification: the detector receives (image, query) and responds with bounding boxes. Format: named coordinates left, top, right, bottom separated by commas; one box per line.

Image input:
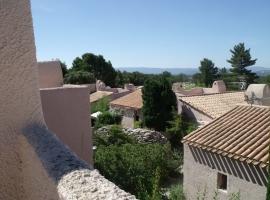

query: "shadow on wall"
left=189, top=146, right=268, bottom=187
left=23, top=124, right=92, bottom=183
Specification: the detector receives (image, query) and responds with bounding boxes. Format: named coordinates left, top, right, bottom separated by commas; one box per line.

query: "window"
left=217, top=173, right=227, bottom=190
left=135, top=115, right=139, bottom=121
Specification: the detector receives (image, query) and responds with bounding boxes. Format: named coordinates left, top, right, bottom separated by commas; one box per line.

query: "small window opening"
left=217, top=173, right=227, bottom=190
left=135, top=115, right=139, bottom=121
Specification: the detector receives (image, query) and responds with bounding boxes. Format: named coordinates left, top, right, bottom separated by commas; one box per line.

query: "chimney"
left=245, top=84, right=270, bottom=106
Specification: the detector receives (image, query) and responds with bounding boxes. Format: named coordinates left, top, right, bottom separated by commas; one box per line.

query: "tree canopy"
left=198, top=58, right=219, bottom=87
left=142, top=76, right=176, bottom=131
left=63, top=71, right=95, bottom=84
left=71, top=53, right=117, bottom=87
left=227, top=43, right=258, bottom=84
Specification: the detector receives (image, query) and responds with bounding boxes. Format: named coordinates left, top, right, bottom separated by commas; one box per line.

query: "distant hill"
left=116, top=66, right=270, bottom=76
left=115, top=67, right=199, bottom=75
left=255, top=70, right=270, bottom=77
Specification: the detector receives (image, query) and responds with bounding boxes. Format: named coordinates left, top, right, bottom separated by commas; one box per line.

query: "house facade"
left=109, top=89, right=143, bottom=128
left=182, top=104, right=269, bottom=200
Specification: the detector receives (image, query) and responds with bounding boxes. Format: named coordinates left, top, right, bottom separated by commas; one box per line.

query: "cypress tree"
left=142, top=76, right=176, bottom=131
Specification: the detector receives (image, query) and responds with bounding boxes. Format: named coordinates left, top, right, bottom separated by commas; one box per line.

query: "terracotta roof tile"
left=109, top=90, right=142, bottom=109
left=90, top=91, right=113, bottom=103
left=182, top=105, right=270, bottom=168
left=179, top=92, right=245, bottom=118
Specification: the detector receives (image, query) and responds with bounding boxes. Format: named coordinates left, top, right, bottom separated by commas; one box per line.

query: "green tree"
left=217, top=67, right=239, bottom=91
left=142, top=76, right=176, bottom=131
left=166, top=108, right=197, bottom=148
left=115, top=70, right=127, bottom=88
left=192, top=73, right=202, bottom=86
left=71, top=53, right=117, bottom=87
left=199, top=58, right=219, bottom=87
left=227, top=43, right=258, bottom=84
left=63, top=71, right=95, bottom=84
left=258, top=74, right=270, bottom=86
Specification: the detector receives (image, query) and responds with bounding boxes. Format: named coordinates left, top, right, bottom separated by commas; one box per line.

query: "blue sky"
left=31, top=0, right=270, bottom=69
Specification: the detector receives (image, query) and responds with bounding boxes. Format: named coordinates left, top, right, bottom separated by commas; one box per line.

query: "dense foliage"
left=63, top=70, right=95, bottom=84
left=142, top=76, right=176, bottom=131
left=109, top=107, right=124, bottom=124
left=91, top=96, right=111, bottom=113
left=93, top=111, right=116, bottom=131
left=71, top=53, right=117, bottom=86
left=166, top=108, right=198, bottom=148
left=198, top=58, right=219, bottom=87
left=227, top=43, right=258, bottom=84
left=93, top=125, right=135, bottom=147
left=93, top=125, right=170, bottom=199
left=258, top=74, right=270, bottom=86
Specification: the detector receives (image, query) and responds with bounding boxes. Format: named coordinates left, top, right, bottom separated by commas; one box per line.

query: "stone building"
left=109, top=89, right=143, bottom=128
left=182, top=85, right=270, bottom=199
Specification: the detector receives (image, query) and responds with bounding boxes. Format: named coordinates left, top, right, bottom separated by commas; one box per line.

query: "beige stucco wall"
left=40, top=85, right=93, bottom=165
left=0, top=0, right=58, bottom=198
left=183, top=144, right=267, bottom=200
left=0, top=0, right=136, bottom=199
left=246, top=84, right=270, bottom=106
left=82, top=83, right=96, bottom=94
left=37, top=61, right=64, bottom=88
left=174, top=81, right=226, bottom=96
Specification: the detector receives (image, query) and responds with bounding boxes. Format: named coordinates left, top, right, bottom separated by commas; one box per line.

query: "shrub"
left=170, top=184, right=186, bottom=200
left=94, top=143, right=170, bottom=199
left=93, top=111, right=115, bottom=131
left=91, top=96, right=110, bottom=113
left=166, top=108, right=198, bottom=148
left=109, top=107, right=124, bottom=124
left=93, top=125, right=135, bottom=146
left=134, top=120, right=144, bottom=128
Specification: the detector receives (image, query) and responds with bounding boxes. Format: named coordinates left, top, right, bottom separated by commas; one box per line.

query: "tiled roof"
left=178, top=92, right=245, bottom=118
left=182, top=105, right=270, bottom=168
left=109, top=90, right=142, bottom=109
left=90, top=91, right=113, bottom=103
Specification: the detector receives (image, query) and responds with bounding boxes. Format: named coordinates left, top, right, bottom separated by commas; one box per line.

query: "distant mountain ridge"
left=116, top=66, right=270, bottom=76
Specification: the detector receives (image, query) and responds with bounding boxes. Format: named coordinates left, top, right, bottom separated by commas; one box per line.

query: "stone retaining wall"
left=96, top=126, right=168, bottom=145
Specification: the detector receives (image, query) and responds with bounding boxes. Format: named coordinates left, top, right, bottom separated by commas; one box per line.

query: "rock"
left=95, top=126, right=168, bottom=145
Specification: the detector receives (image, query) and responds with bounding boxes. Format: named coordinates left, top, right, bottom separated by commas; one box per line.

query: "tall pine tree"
left=227, top=43, right=258, bottom=84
